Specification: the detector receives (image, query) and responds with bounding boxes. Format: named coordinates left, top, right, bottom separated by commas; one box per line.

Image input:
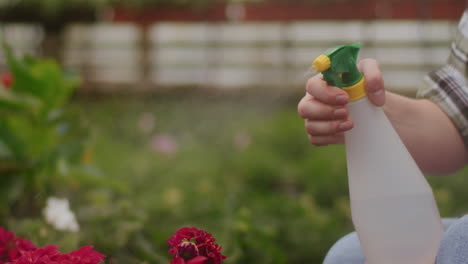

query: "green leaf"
left=0, top=141, right=13, bottom=158
left=0, top=174, right=24, bottom=204
left=3, top=42, right=79, bottom=118
left=0, top=119, right=27, bottom=161
left=0, top=89, right=42, bottom=117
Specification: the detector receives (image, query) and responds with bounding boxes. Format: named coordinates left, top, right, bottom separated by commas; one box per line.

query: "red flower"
left=1, top=73, right=13, bottom=89
left=0, top=227, right=36, bottom=263
left=9, top=245, right=105, bottom=264
left=55, top=246, right=105, bottom=264
left=10, top=245, right=61, bottom=264
left=168, top=227, right=226, bottom=264
left=0, top=227, right=16, bottom=263
left=0, top=227, right=104, bottom=264
left=7, top=238, right=37, bottom=262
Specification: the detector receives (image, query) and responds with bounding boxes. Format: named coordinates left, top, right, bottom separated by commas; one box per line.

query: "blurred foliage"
left=0, top=0, right=98, bottom=32
left=1, top=69, right=468, bottom=262
left=0, top=0, right=231, bottom=19
left=0, top=0, right=101, bottom=16
left=0, top=0, right=258, bottom=11
left=16, top=91, right=460, bottom=264
left=0, top=0, right=327, bottom=24
left=0, top=0, right=357, bottom=31
left=65, top=94, right=352, bottom=263
left=0, top=43, right=96, bottom=221
left=1, top=42, right=468, bottom=264
left=0, top=0, right=229, bottom=31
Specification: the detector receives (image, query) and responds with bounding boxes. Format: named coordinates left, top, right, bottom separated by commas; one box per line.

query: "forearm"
left=383, top=91, right=468, bottom=176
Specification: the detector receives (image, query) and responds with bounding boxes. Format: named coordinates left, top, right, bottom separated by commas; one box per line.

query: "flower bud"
left=177, top=241, right=199, bottom=261
left=1, top=73, right=13, bottom=89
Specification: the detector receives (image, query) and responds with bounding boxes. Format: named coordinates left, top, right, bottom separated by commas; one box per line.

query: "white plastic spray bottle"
left=312, top=43, right=444, bottom=264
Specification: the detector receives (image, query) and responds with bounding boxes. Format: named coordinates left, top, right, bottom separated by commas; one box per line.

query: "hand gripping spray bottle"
left=312, top=44, right=444, bottom=264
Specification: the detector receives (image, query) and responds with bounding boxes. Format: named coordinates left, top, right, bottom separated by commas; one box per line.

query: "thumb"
left=358, top=58, right=385, bottom=106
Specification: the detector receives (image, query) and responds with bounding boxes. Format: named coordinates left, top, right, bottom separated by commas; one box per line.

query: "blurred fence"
left=0, top=20, right=458, bottom=93
left=0, top=24, right=44, bottom=60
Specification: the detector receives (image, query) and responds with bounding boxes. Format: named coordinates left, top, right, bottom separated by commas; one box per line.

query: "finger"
left=358, top=58, right=385, bottom=106
left=305, top=75, right=349, bottom=105
left=298, top=96, right=348, bottom=120
left=305, top=119, right=354, bottom=136
left=308, top=134, right=345, bottom=146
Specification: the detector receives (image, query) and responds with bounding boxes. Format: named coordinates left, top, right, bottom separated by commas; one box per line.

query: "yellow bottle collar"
left=343, top=77, right=366, bottom=101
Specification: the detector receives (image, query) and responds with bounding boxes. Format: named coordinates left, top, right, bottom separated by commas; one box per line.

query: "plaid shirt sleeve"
left=417, top=9, right=468, bottom=147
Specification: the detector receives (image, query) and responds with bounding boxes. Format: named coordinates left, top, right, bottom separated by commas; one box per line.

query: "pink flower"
left=168, top=227, right=226, bottom=264
left=150, top=134, right=178, bottom=156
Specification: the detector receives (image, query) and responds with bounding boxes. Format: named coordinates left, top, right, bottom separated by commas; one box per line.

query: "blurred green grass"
left=67, top=90, right=468, bottom=263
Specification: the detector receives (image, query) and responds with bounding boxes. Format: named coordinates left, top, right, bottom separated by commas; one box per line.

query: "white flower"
left=43, top=197, right=80, bottom=232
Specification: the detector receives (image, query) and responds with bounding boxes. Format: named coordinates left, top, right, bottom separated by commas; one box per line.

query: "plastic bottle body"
left=345, top=97, right=444, bottom=264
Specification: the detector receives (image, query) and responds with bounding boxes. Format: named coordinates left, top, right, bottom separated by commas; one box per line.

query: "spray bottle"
left=312, top=43, right=444, bottom=264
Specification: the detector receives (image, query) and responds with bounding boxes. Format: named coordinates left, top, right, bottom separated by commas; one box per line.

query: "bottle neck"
left=343, top=77, right=366, bottom=101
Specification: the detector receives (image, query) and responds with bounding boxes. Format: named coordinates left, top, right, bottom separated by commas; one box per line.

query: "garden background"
left=1, top=0, right=468, bottom=263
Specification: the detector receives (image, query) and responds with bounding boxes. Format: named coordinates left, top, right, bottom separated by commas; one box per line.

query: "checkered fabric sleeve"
left=417, top=10, right=468, bottom=147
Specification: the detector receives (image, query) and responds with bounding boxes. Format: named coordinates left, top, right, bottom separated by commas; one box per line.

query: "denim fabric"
left=437, top=215, right=468, bottom=264
left=323, top=218, right=462, bottom=264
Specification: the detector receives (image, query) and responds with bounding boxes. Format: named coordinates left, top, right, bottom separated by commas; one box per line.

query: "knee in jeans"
left=323, top=232, right=365, bottom=264
left=437, top=215, right=468, bottom=264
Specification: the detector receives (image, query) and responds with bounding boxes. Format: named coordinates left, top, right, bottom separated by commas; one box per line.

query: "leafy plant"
left=0, top=43, right=90, bottom=220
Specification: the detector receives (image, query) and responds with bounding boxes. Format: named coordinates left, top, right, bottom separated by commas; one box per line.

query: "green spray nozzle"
left=312, top=43, right=363, bottom=88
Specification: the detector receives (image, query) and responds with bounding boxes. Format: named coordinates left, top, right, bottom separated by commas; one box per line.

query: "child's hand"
left=297, top=59, right=385, bottom=146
